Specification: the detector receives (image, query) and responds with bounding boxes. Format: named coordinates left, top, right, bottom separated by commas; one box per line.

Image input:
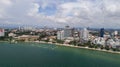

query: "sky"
left=0, top=0, right=120, bottom=28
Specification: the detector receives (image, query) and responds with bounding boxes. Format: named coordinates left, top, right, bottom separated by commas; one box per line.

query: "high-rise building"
left=0, top=29, right=5, bottom=37
left=57, top=30, right=64, bottom=40
left=80, top=28, right=89, bottom=41
left=18, top=26, right=21, bottom=30
left=100, top=28, right=104, bottom=37
left=64, top=26, right=72, bottom=38
left=57, top=26, right=73, bottom=40
left=114, top=31, right=118, bottom=36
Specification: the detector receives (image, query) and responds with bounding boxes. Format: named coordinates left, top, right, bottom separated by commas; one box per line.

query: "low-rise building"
left=8, top=33, right=16, bottom=37
left=92, top=37, right=106, bottom=46
left=0, top=29, right=5, bottom=37
left=18, top=35, right=39, bottom=42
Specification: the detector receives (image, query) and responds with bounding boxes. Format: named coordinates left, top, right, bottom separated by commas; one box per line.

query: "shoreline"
left=45, top=42, right=120, bottom=54
left=32, top=41, right=120, bottom=54
left=0, top=41, right=120, bottom=54
left=55, top=43, right=120, bottom=54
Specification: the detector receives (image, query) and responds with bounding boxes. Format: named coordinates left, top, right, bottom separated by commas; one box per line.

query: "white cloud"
left=28, top=3, right=40, bottom=16
left=0, top=0, right=120, bottom=28
left=0, top=0, right=12, bottom=18
left=0, top=0, right=12, bottom=6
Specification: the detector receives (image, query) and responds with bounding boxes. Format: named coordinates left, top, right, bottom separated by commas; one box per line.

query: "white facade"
left=93, top=37, right=105, bottom=45
left=80, top=28, right=89, bottom=40
left=57, top=26, right=74, bottom=40
left=8, top=33, right=16, bottom=37
left=23, top=26, right=36, bottom=31
left=0, top=29, right=5, bottom=37
left=106, top=39, right=115, bottom=46
left=114, top=31, right=118, bottom=36
left=57, top=30, right=64, bottom=40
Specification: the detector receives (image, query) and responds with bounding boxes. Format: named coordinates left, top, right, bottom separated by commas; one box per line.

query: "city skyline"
left=0, top=0, right=120, bottom=28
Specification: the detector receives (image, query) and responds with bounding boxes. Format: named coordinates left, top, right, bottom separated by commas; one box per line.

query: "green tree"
left=56, top=39, right=64, bottom=44
left=100, top=45, right=104, bottom=49
left=105, top=45, right=110, bottom=50
left=94, top=44, right=98, bottom=49
left=69, top=40, right=75, bottom=45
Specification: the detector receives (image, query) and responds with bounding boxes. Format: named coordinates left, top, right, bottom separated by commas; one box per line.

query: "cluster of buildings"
left=0, top=26, right=57, bottom=42
left=57, top=26, right=89, bottom=44
left=0, top=25, right=120, bottom=50
left=92, top=28, right=120, bottom=49
left=57, top=26, right=120, bottom=50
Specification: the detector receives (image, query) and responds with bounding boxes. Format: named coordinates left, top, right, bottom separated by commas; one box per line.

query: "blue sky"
left=39, top=5, right=57, bottom=15
left=0, top=0, right=120, bottom=28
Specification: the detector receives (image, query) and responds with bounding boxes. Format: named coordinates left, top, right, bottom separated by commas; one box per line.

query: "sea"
left=0, top=42, right=120, bottom=67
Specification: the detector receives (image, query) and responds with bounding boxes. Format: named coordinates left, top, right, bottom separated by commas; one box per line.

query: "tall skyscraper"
left=18, top=26, right=21, bottom=30
left=80, top=28, right=89, bottom=41
left=57, top=30, right=64, bottom=40
left=100, top=28, right=104, bottom=37
left=114, top=31, right=118, bottom=36
left=57, top=26, right=73, bottom=40
left=64, top=26, right=72, bottom=38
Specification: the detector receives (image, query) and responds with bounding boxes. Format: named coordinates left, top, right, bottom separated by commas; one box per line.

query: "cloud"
left=0, top=0, right=12, bottom=18
left=28, top=3, right=40, bottom=16
left=0, top=0, right=120, bottom=28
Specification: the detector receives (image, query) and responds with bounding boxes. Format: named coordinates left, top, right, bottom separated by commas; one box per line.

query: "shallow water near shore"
left=0, top=42, right=120, bottom=67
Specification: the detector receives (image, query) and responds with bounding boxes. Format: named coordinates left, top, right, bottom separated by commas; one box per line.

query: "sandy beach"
left=54, top=43, right=120, bottom=54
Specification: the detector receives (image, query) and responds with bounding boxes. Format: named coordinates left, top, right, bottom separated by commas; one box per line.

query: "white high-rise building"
left=57, top=30, right=64, bottom=40
left=114, top=31, right=118, bottom=36
left=80, top=28, right=89, bottom=41
left=18, top=26, right=21, bottom=30
left=57, top=26, right=74, bottom=40
left=0, top=29, right=5, bottom=37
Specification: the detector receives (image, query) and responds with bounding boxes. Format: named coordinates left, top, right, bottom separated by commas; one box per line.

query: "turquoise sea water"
left=0, top=42, right=120, bottom=67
